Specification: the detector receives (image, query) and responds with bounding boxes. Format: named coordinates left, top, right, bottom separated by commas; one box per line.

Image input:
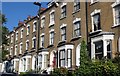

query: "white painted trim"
left=49, top=10, right=55, bottom=14
left=26, top=40, right=29, bottom=42
left=60, top=23, right=67, bottom=29
left=32, top=36, right=36, bottom=40
left=27, top=24, right=30, bottom=27
left=111, top=2, right=120, bottom=8
left=76, top=43, right=81, bottom=66
left=13, top=58, right=19, bottom=61
left=49, top=29, right=55, bottom=33
left=90, top=9, right=101, bottom=16
left=91, top=34, right=114, bottom=59
left=40, top=33, right=45, bottom=36
left=41, top=15, right=45, bottom=19
left=73, top=18, right=81, bottom=23
left=33, top=20, right=37, bottom=24
left=60, top=2, right=67, bottom=8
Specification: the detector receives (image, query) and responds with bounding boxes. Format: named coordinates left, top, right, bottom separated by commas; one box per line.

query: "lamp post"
left=33, top=2, right=41, bottom=73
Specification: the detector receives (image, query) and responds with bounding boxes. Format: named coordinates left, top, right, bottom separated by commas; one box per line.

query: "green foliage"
left=51, top=40, right=120, bottom=76
left=0, top=13, right=7, bottom=24
left=0, top=13, right=9, bottom=61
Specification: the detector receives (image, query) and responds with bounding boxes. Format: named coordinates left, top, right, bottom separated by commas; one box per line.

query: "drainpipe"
left=85, top=0, right=89, bottom=56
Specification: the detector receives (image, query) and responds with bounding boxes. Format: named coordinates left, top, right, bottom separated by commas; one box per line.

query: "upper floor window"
left=21, top=28, right=23, bottom=38
left=49, top=31, right=54, bottom=45
left=33, top=20, right=37, bottom=32
left=73, top=18, right=81, bottom=37
left=10, top=47, right=13, bottom=55
left=92, top=13, right=101, bottom=31
left=15, top=45, right=18, bottom=55
left=49, top=10, right=55, bottom=26
left=114, top=5, right=120, bottom=26
left=11, top=34, right=14, bottom=43
left=41, top=17, right=45, bottom=28
left=32, top=37, right=36, bottom=49
left=40, top=34, right=44, bottom=47
left=91, top=9, right=101, bottom=32
left=16, top=31, right=18, bottom=41
left=61, top=27, right=66, bottom=41
left=27, top=24, right=30, bottom=35
left=20, top=42, right=23, bottom=54
left=91, top=0, right=99, bottom=4
left=74, top=0, right=80, bottom=12
left=26, top=40, right=29, bottom=50
left=61, top=4, right=67, bottom=18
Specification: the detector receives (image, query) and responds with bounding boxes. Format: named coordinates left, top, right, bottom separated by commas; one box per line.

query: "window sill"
left=111, top=1, right=120, bottom=7
left=33, top=30, right=36, bottom=33
left=49, top=22, right=55, bottom=27
left=70, top=36, right=81, bottom=42
left=112, top=24, right=120, bottom=28
left=49, top=24, right=54, bottom=28
left=60, top=16, right=67, bottom=20
left=57, top=40, right=66, bottom=47
left=89, top=29, right=102, bottom=35
left=90, top=1, right=99, bottom=5
left=72, top=9, right=81, bottom=14
left=47, top=44, right=54, bottom=48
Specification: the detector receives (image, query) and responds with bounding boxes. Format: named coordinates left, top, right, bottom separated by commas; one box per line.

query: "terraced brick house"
left=0, top=0, right=120, bottom=73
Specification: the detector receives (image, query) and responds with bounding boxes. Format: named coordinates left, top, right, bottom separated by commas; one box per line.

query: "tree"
left=0, top=13, right=9, bottom=61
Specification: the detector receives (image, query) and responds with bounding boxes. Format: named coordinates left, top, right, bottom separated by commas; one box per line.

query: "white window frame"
left=26, top=40, right=29, bottom=50
left=73, top=18, right=81, bottom=37
left=33, top=20, right=37, bottom=32
left=10, top=47, right=13, bottom=55
left=38, top=54, right=42, bottom=68
left=21, top=28, right=24, bottom=38
left=111, top=3, right=120, bottom=27
left=90, top=9, right=101, bottom=32
left=61, top=3, right=67, bottom=18
left=27, top=24, right=30, bottom=35
left=61, top=27, right=66, bottom=41
left=49, top=10, right=55, bottom=26
left=74, top=0, right=80, bottom=12
left=67, top=49, right=72, bottom=68
left=58, top=45, right=74, bottom=68
left=15, top=45, right=18, bottom=55
left=20, top=42, right=23, bottom=54
left=32, top=37, right=36, bottom=49
left=16, top=31, right=18, bottom=41
left=49, top=29, right=54, bottom=45
left=41, top=15, right=45, bottom=28
left=91, top=0, right=99, bottom=4
left=11, top=34, right=14, bottom=43
left=40, top=33, right=45, bottom=47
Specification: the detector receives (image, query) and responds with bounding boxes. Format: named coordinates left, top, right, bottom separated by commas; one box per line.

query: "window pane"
left=95, top=40, right=103, bottom=59
left=93, top=13, right=100, bottom=31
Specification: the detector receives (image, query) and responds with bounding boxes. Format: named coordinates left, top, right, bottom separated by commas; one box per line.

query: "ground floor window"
left=59, top=50, right=65, bottom=67
left=67, top=49, right=72, bottom=67
left=107, top=40, right=112, bottom=59
left=94, top=40, right=103, bottom=59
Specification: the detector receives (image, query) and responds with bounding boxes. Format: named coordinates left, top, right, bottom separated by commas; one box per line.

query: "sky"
left=2, top=2, right=48, bottom=31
